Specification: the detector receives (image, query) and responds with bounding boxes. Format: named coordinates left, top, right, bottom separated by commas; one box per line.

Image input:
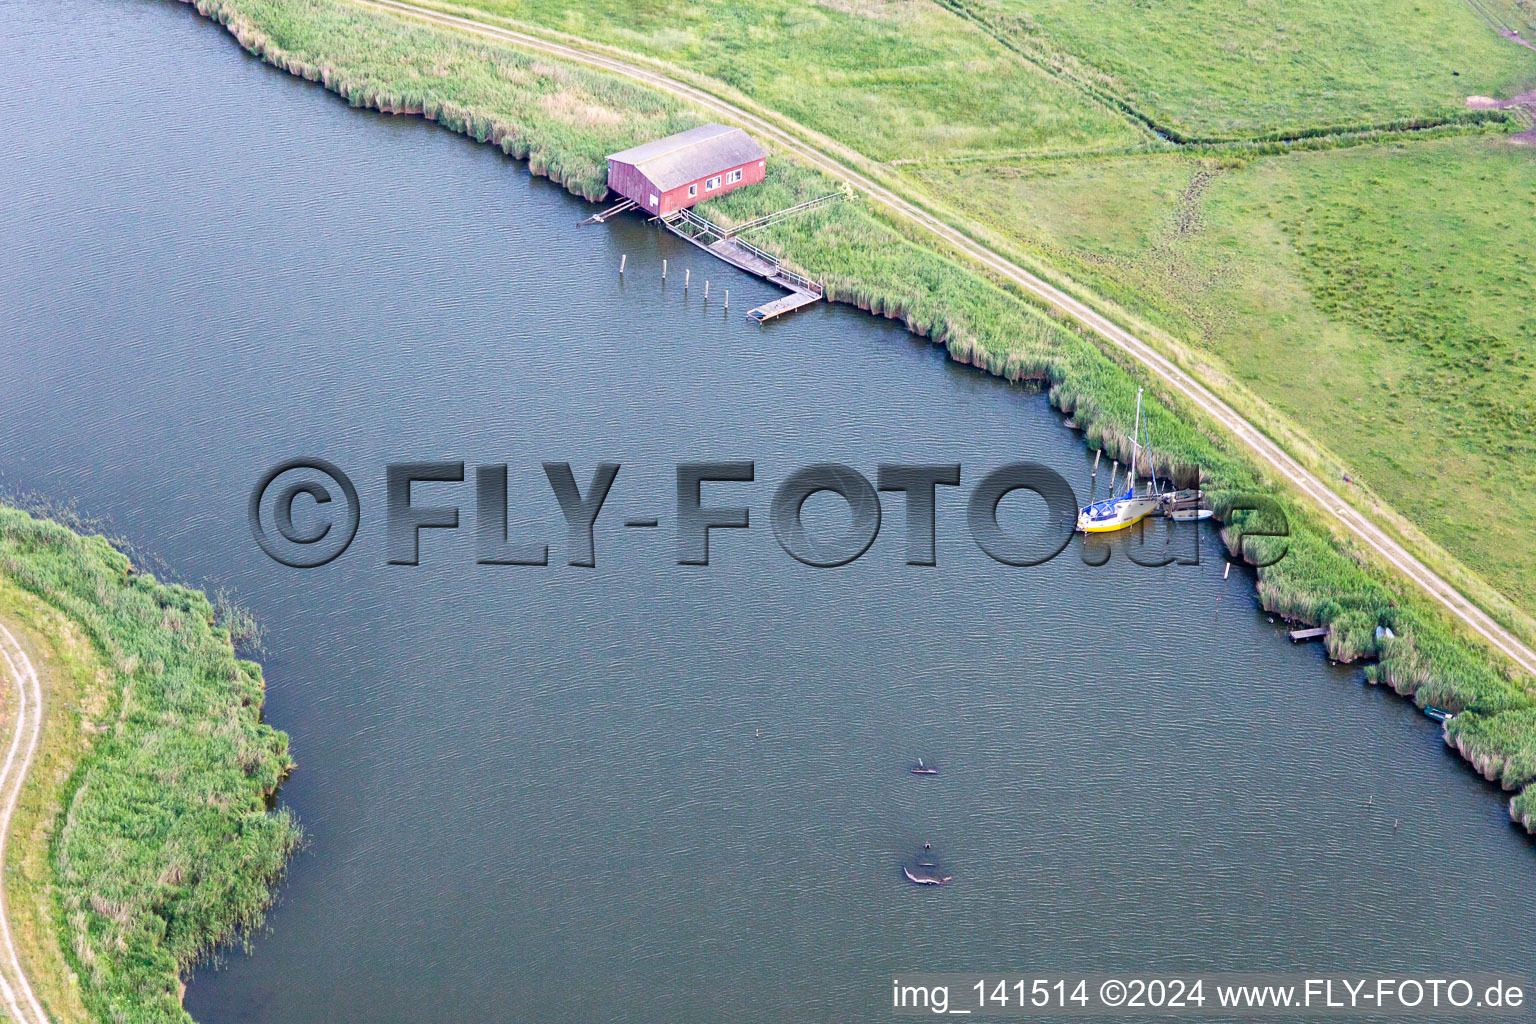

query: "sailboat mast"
left=1129, top=388, right=1143, bottom=495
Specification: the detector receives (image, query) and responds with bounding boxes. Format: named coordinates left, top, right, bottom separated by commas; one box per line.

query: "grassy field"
left=447, top=0, right=1147, bottom=159
left=944, top=0, right=1536, bottom=138
left=0, top=506, right=299, bottom=1024
left=906, top=136, right=1536, bottom=612
left=187, top=0, right=1536, bottom=836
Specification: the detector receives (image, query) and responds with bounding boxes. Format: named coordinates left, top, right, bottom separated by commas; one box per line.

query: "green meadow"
left=907, top=137, right=1536, bottom=613
left=449, top=0, right=1147, bottom=158
left=942, top=0, right=1535, bottom=138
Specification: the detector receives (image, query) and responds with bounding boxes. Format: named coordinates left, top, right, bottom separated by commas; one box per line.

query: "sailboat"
left=1077, top=388, right=1162, bottom=533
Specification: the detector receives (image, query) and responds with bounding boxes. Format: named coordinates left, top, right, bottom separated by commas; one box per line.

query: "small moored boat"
left=910, top=758, right=939, bottom=776
left=1424, top=706, right=1454, bottom=723
left=1161, top=488, right=1213, bottom=521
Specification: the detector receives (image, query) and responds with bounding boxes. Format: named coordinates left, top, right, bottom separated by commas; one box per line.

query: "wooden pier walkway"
left=660, top=209, right=825, bottom=322
left=1288, top=626, right=1331, bottom=642
left=747, top=287, right=821, bottom=322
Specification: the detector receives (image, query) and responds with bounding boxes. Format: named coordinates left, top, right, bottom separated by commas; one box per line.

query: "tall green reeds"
left=0, top=507, right=299, bottom=1024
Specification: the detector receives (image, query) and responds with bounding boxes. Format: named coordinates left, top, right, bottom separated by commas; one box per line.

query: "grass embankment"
left=185, top=0, right=1536, bottom=836
left=0, top=506, right=299, bottom=1024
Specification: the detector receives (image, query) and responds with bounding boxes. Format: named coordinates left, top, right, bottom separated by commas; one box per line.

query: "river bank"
left=0, top=506, right=298, bottom=1024
left=12, top=2, right=1536, bottom=1015
left=177, top=0, right=1536, bottom=836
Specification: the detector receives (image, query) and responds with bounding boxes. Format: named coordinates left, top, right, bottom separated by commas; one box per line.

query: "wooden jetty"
left=747, top=288, right=821, bottom=322
left=661, top=206, right=829, bottom=322
left=1288, top=626, right=1331, bottom=643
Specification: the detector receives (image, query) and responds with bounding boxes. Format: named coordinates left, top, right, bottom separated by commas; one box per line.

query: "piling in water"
left=705, top=280, right=710, bottom=299
left=662, top=258, right=667, bottom=279
left=619, top=254, right=626, bottom=274
left=685, top=267, right=691, bottom=289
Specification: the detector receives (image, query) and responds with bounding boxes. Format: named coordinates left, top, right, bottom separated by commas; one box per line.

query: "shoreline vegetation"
left=172, top=0, right=1536, bottom=835
left=0, top=506, right=299, bottom=1024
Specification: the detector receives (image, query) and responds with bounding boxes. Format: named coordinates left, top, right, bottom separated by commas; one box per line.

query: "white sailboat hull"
left=1077, top=495, right=1160, bottom=533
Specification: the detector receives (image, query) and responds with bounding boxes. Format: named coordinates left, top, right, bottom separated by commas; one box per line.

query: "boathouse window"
left=705, top=176, right=721, bottom=191
left=726, top=168, right=742, bottom=184
left=648, top=194, right=658, bottom=207
left=688, top=184, right=697, bottom=198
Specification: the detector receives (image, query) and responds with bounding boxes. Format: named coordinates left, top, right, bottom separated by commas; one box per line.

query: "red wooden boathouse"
left=606, top=124, right=767, bottom=216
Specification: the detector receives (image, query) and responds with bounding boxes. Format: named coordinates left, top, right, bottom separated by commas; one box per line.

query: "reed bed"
left=191, top=0, right=1536, bottom=843
left=1446, top=707, right=1536, bottom=792
left=195, top=0, right=697, bottom=199
left=0, top=507, right=299, bottom=1024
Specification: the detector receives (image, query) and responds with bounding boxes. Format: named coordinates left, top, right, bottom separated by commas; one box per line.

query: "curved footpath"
left=352, top=0, right=1536, bottom=679
left=0, top=619, right=48, bottom=1024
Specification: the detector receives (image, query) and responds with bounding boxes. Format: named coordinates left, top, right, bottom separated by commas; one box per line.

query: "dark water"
left=3, top=2, right=1533, bottom=1022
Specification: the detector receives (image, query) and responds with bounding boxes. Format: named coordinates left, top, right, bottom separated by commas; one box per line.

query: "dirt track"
left=328, top=0, right=1536, bottom=680
left=0, top=619, right=49, bottom=1024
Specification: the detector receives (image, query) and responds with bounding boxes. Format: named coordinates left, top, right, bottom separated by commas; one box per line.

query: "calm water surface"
left=3, top=2, right=1533, bottom=1022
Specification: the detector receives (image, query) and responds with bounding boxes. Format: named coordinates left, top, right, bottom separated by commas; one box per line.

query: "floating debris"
left=903, top=863, right=953, bottom=886
left=903, top=844, right=953, bottom=886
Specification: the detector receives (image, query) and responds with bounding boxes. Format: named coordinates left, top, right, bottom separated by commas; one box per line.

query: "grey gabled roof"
left=607, top=124, right=767, bottom=192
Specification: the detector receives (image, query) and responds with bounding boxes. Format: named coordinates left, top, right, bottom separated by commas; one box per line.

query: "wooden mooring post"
left=724, top=289, right=729, bottom=310
left=704, top=280, right=710, bottom=299
left=619, top=254, right=626, bottom=274
left=685, top=268, right=691, bottom=289
left=662, top=258, right=668, bottom=280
